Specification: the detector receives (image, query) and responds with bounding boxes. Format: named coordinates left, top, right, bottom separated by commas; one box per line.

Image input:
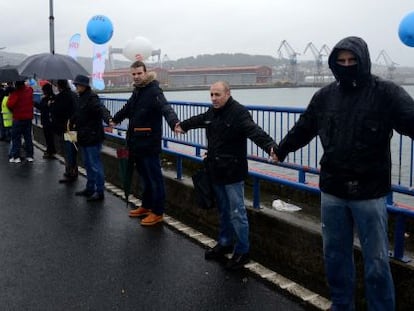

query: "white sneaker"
left=9, top=157, right=21, bottom=163
left=26, top=157, right=34, bottom=162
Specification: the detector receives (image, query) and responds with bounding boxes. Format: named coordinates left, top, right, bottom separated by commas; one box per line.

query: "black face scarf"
left=335, top=64, right=359, bottom=88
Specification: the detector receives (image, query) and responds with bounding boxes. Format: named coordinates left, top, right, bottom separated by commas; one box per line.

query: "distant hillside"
left=2, top=51, right=414, bottom=84
left=1, top=51, right=281, bottom=72
left=162, top=53, right=281, bottom=69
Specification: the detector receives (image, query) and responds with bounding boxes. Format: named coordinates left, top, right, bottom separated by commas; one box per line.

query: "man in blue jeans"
left=273, top=36, right=414, bottom=311
left=70, top=75, right=112, bottom=201
left=176, top=81, right=278, bottom=270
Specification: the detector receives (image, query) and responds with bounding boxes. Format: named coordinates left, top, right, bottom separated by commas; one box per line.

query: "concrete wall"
left=33, top=126, right=414, bottom=310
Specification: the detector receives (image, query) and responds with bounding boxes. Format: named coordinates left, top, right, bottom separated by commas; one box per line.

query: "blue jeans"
left=81, top=144, right=105, bottom=194
left=213, top=181, right=249, bottom=254
left=321, top=192, right=395, bottom=311
left=10, top=119, right=33, bottom=158
left=134, top=155, right=165, bottom=215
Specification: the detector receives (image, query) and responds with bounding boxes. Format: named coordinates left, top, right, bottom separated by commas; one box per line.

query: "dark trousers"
left=134, top=154, right=165, bottom=215
left=43, top=125, right=56, bottom=154
left=56, top=133, right=78, bottom=177
left=10, top=119, right=33, bottom=158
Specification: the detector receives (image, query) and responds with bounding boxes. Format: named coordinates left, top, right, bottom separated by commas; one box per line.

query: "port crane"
left=319, top=44, right=331, bottom=57
left=375, top=50, right=397, bottom=80
left=303, top=42, right=324, bottom=83
left=277, top=40, right=300, bottom=84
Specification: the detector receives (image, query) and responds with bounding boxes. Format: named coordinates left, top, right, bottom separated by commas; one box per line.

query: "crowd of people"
left=1, top=36, right=414, bottom=310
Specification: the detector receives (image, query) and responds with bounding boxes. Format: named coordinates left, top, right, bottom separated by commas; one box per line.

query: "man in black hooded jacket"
left=273, top=36, right=414, bottom=311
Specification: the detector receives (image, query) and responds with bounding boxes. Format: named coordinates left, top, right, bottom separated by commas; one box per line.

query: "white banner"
left=92, top=44, right=107, bottom=90
left=67, top=33, right=81, bottom=60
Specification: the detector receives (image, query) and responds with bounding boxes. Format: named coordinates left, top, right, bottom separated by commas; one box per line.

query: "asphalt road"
left=0, top=141, right=308, bottom=311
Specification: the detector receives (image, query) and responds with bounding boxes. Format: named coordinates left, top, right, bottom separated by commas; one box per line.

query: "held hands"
left=174, top=122, right=185, bottom=135
left=268, top=147, right=279, bottom=163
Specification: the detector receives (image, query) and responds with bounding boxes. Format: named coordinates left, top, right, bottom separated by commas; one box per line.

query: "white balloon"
left=122, top=36, right=153, bottom=62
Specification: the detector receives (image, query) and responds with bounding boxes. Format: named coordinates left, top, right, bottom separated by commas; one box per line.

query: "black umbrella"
left=0, top=65, right=27, bottom=82
left=18, top=52, right=89, bottom=80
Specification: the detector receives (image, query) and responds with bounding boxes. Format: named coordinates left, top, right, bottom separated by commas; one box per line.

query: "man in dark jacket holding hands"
left=112, top=61, right=179, bottom=226
left=273, top=36, right=414, bottom=311
left=176, top=81, right=278, bottom=270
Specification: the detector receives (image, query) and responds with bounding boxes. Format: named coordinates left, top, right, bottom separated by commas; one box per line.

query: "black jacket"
left=50, top=88, right=78, bottom=135
left=276, top=36, right=414, bottom=199
left=112, top=73, right=179, bottom=156
left=34, top=94, right=54, bottom=127
left=71, top=89, right=111, bottom=146
left=180, top=97, right=277, bottom=184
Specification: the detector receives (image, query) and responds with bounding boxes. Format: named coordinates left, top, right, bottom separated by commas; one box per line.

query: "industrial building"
left=102, top=65, right=272, bottom=89
left=102, top=67, right=169, bottom=88
left=166, top=66, right=272, bottom=87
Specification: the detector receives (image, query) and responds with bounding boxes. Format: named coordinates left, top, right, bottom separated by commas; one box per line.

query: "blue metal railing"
left=33, top=94, right=414, bottom=262
left=101, top=97, right=414, bottom=262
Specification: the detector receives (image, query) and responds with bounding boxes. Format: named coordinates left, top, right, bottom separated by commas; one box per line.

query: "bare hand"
left=269, top=147, right=279, bottom=163
left=174, top=122, right=185, bottom=135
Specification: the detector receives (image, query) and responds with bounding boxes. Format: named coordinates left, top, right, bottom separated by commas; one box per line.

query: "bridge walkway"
left=0, top=141, right=330, bottom=310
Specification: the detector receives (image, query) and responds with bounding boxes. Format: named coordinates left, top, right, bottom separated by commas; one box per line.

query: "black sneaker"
left=75, top=189, right=94, bottom=197
left=205, top=244, right=233, bottom=260
left=87, top=192, right=105, bottom=202
left=59, top=176, right=77, bottom=183
left=225, top=253, right=250, bottom=270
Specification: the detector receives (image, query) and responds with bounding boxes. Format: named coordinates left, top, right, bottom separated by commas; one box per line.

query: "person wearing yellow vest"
left=1, top=85, right=14, bottom=142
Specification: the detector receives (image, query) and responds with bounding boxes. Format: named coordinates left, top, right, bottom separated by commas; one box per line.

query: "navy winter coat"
left=112, top=75, right=179, bottom=156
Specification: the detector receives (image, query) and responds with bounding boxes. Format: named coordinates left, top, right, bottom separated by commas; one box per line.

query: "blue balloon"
left=399, top=12, right=414, bottom=47
left=28, top=78, right=36, bottom=86
left=86, top=15, right=113, bottom=45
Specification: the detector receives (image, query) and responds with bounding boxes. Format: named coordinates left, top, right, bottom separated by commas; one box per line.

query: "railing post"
left=195, top=146, right=201, bottom=158
left=253, top=177, right=260, bottom=209
left=386, top=192, right=393, bottom=206
left=298, top=170, right=306, bottom=184
left=391, top=214, right=411, bottom=263
left=176, top=156, right=183, bottom=180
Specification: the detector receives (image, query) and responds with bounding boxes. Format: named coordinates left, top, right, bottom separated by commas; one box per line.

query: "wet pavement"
left=0, top=142, right=310, bottom=311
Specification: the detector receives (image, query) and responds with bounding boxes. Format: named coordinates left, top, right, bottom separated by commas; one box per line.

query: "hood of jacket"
left=328, top=36, right=371, bottom=88
left=133, top=71, right=157, bottom=88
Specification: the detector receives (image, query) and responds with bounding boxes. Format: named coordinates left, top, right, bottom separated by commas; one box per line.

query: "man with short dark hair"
left=112, top=61, right=180, bottom=225
left=273, top=36, right=414, bottom=311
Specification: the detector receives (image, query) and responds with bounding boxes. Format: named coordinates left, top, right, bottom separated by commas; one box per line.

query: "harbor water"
left=102, top=85, right=414, bottom=108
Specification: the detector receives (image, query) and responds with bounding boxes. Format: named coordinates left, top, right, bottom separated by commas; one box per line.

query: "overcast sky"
left=2, top=0, right=414, bottom=66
